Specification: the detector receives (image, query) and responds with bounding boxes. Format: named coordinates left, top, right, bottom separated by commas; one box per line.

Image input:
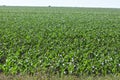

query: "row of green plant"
left=0, top=7, right=120, bottom=75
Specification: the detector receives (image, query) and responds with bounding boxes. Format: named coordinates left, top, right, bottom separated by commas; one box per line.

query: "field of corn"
left=0, top=7, right=120, bottom=76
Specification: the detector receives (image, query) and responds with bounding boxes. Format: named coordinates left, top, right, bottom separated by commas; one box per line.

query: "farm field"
left=0, top=6, right=120, bottom=79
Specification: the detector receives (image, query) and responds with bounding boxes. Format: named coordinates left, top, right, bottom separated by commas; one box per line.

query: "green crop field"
left=0, top=7, right=120, bottom=78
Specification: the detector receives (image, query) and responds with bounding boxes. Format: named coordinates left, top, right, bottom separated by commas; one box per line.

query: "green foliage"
left=0, top=7, right=120, bottom=75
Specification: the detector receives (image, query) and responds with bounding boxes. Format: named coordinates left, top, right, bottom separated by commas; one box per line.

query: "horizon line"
left=0, top=5, right=120, bottom=9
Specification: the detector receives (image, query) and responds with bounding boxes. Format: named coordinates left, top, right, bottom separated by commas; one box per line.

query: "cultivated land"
left=0, top=6, right=120, bottom=79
